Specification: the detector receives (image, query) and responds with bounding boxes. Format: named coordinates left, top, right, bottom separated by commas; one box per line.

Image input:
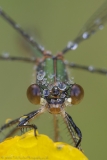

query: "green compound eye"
left=27, top=84, right=41, bottom=104
left=71, top=84, right=84, bottom=105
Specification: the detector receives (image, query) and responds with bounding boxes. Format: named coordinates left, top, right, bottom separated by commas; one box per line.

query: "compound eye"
left=71, top=84, right=84, bottom=105
left=27, top=84, right=41, bottom=104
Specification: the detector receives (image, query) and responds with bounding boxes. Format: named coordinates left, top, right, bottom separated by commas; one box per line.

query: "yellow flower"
left=0, top=130, right=88, bottom=160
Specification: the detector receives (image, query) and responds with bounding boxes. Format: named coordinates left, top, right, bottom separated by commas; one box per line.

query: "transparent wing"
left=16, top=28, right=43, bottom=58
left=62, top=1, right=107, bottom=54
left=78, top=1, right=107, bottom=38
left=0, top=8, right=45, bottom=55
left=64, top=60, right=107, bottom=75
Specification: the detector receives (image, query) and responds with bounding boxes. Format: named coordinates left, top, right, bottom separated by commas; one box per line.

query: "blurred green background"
left=0, top=0, right=107, bottom=159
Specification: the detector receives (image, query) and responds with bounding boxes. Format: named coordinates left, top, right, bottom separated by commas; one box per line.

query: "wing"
left=62, top=1, right=107, bottom=53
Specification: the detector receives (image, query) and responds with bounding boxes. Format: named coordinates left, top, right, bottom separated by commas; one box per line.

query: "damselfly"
left=0, top=1, right=107, bottom=151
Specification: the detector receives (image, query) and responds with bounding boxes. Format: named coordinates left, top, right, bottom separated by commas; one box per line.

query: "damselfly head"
left=45, top=83, right=84, bottom=114
left=26, top=83, right=84, bottom=111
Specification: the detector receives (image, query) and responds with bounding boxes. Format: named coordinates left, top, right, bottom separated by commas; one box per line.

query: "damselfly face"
left=0, top=1, right=107, bottom=159
left=27, top=81, right=84, bottom=114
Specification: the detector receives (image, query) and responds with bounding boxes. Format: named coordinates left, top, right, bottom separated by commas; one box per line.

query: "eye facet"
left=71, top=84, right=84, bottom=105
left=27, top=84, right=41, bottom=104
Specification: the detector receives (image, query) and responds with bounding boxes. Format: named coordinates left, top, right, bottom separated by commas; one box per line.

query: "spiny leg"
left=0, top=106, right=46, bottom=139
left=0, top=110, right=39, bottom=132
left=65, top=112, right=82, bottom=148
left=61, top=1, right=107, bottom=54
left=4, top=124, right=37, bottom=140
left=0, top=8, right=45, bottom=55
left=0, top=118, right=20, bottom=132
left=61, top=111, right=82, bottom=149
left=18, top=107, right=46, bottom=126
